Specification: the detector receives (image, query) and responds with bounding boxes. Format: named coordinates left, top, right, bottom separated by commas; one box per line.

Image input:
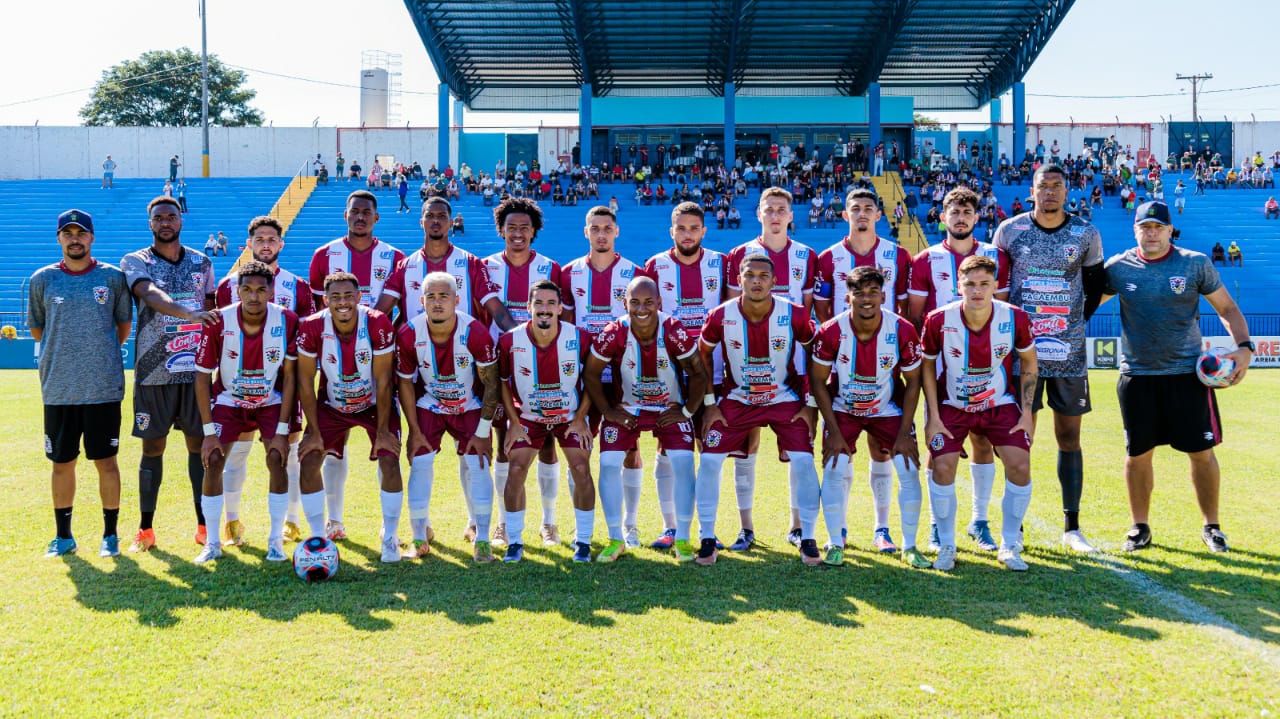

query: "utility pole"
left=1176, top=72, right=1212, bottom=121
left=200, top=0, right=210, bottom=177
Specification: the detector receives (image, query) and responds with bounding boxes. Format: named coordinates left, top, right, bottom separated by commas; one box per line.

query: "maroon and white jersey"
left=700, top=298, right=816, bottom=407
left=498, top=321, right=592, bottom=425
left=814, top=236, right=911, bottom=314
left=921, top=300, right=1034, bottom=413
left=195, top=303, right=298, bottom=408
left=395, top=311, right=496, bottom=415
left=215, top=268, right=314, bottom=315
left=908, top=240, right=1011, bottom=317
left=642, top=248, right=725, bottom=338
left=559, top=253, right=640, bottom=337
left=297, top=307, right=396, bottom=414
left=308, top=237, right=404, bottom=308
left=812, top=310, right=920, bottom=417
left=482, top=250, right=561, bottom=330
left=725, top=237, right=817, bottom=307
left=590, top=313, right=698, bottom=414
left=382, top=245, right=500, bottom=324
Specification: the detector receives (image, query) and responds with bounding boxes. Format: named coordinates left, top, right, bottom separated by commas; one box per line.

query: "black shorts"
left=45, top=402, right=122, bottom=463
left=132, top=383, right=203, bottom=439
left=1033, top=376, right=1091, bottom=416
left=1116, top=373, right=1221, bottom=457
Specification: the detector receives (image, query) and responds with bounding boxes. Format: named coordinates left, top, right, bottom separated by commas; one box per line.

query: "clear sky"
left=2, top=0, right=1276, bottom=128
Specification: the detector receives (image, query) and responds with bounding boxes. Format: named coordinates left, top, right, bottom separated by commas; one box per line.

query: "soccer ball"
left=0, top=325, right=16, bottom=340
left=1195, top=347, right=1236, bottom=388
left=293, top=536, right=340, bottom=581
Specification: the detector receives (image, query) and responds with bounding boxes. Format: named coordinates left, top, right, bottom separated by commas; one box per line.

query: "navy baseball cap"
left=57, top=209, right=93, bottom=233
left=1134, top=201, right=1171, bottom=226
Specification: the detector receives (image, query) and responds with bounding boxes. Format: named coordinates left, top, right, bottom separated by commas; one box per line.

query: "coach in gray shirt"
left=1101, top=201, right=1252, bottom=554
left=28, top=209, right=133, bottom=558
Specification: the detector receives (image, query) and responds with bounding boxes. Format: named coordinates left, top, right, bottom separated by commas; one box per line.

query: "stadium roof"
left=403, top=0, right=1075, bottom=112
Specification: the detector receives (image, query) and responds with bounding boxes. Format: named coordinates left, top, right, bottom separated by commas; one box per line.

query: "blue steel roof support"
left=987, top=0, right=1076, bottom=99
left=847, top=0, right=916, bottom=97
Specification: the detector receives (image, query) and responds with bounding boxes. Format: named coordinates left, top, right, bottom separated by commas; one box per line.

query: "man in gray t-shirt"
left=1101, top=201, right=1253, bottom=554
left=28, top=209, right=133, bottom=557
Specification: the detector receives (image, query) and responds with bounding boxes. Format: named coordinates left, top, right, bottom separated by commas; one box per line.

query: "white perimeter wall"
left=996, top=123, right=1168, bottom=160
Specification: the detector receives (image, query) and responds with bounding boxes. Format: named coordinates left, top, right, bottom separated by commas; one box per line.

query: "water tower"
left=360, top=50, right=402, bottom=127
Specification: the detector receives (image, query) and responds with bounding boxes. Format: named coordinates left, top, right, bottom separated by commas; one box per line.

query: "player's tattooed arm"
left=477, top=361, right=501, bottom=421
left=1020, top=371, right=1037, bottom=413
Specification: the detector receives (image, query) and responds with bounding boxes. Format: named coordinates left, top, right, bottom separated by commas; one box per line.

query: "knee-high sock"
left=574, top=507, right=594, bottom=546
left=667, top=450, right=696, bottom=541
left=970, top=462, right=996, bottom=523
left=221, top=440, right=253, bottom=522
left=457, top=455, right=475, bottom=525
left=653, top=452, right=676, bottom=528
left=822, top=454, right=852, bottom=547
left=926, top=468, right=936, bottom=526
left=929, top=479, right=957, bottom=548
left=322, top=454, right=348, bottom=522
left=188, top=453, right=206, bottom=525
left=466, top=454, right=493, bottom=541
left=1058, top=450, right=1083, bottom=531
left=622, top=467, right=643, bottom=529
left=506, top=509, right=526, bottom=547
left=538, top=461, right=560, bottom=525
left=493, top=461, right=509, bottom=524
left=380, top=490, right=403, bottom=540
left=138, top=455, right=163, bottom=529
left=598, top=451, right=625, bottom=541
left=789, top=452, right=821, bottom=541
left=300, top=490, right=325, bottom=538
left=408, top=452, right=434, bottom=542
left=200, top=494, right=223, bottom=548
left=696, top=453, right=728, bottom=540
left=894, top=455, right=923, bottom=550
left=840, top=461, right=855, bottom=533
left=267, top=492, right=288, bottom=541
left=869, top=459, right=894, bottom=530
left=733, top=454, right=757, bottom=511
left=285, top=441, right=301, bottom=524
left=1001, top=480, right=1033, bottom=549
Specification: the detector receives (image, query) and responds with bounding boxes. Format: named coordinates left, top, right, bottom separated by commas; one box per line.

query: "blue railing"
left=1088, top=313, right=1280, bottom=337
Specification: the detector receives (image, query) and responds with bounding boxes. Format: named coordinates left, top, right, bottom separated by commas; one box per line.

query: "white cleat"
left=194, top=542, right=223, bottom=565
left=932, top=545, right=957, bottom=571
left=624, top=525, right=641, bottom=549
left=998, top=546, right=1029, bottom=572
left=1061, top=530, right=1096, bottom=553
left=265, top=538, right=287, bottom=562
left=381, top=535, right=404, bottom=563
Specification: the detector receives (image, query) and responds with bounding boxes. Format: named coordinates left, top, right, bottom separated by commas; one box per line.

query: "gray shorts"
left=132, top=382, right=203, bottom=439
left=1032, top=376, right=1091, bottom=416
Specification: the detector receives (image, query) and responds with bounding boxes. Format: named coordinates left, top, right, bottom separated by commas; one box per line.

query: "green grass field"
left=1, top=369, right=1277, bottom=716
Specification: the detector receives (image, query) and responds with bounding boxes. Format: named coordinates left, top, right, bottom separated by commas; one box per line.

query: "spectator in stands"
left=807, top=205, right=821, bottom=228
left=217, top=232, right=228, bottom=255
left=715, top=207, right=727, bottom=229
left=1264, top=168, right=1275, bottom=189
left=566, top=184, right=579, bottom=206
left=1227, top=241, right=1243, bottom=267
left=205, top=234, right=218, bottom=256
left=1172, top=179, right=1186, bottom=214
left=1265, top=196, right=1279, bottom=220
left=608, top=195, right=619, bottom=214
left=349, top=160, right=361, bottom=181
left=381, top=166, right=394, bottom=189
left=482, top=185, right=495, bottom=206
left=335, top=153, right=344, bottom=179
left=102, top=155, right=116, bottom=189
left=451, top=213, right=465, bottom=235
left=397, top=175, right=410, bottom=213
left=1211, top=242, right=1227, bottom=266
left=1011, top=197, right=1024, bottom=214
left=726, top=205, right=742, bottom=229
left=169, top=155, right=181, bottom=181
left=176, top=180, right=188, bottom=213
left=162, top=179, right=173, bottom=198
left=552, top=184, right=565, bottom=205
left=317, top=164, right=329, bottom=185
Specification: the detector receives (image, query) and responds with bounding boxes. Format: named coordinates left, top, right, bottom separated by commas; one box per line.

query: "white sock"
left=506, top=509, right=526, bottom=547
left=285, top=440, right=301, bottom=524
left=1001, top=480, right=1033, bottom=549
left=457, top=455, right=474, bottom=525
left=789, top=452, right=821, bottom=541
left=200, top=494, right=224, bottom=548
left=840, top=461, right=855, bottom=536
left=408, top=452, right=434, bottom=542
left=893, top=455, right=922, bottom=550
left=970, top=462, right=996, bottom=523
left=598, top=451, right=625, bottom=541
left=574, top=507, right=594, bottom=546
left=822, top=454, right=851, bottom=547
left=221, top=440, right=253, bottom=521
left=267, top=492, right=288, bottom=542
left=667, top=450, right=696, bottom=541
left=538, top=461, right=560, bottom=525
left=322, top=454, right=348, bottom=522
left=380, top=490, right=403, bottom=540
left=653, top=452, right=676, bottom=528
left=869, top=459, right=894, bottom=530
left=622, top=466, right=643, bottom=529
left=466, top=454, right=493, bottom=541
left=697, top=453, right=728, bottom=539
left=928, top=479, right=957, bottom=548
left=926, top=468, right=936, bottom=526
left=494, top=461, right=509, bottom=524
left=300, top=490, right=326, bottom=538
left=733, top=454, right=757, bottom=511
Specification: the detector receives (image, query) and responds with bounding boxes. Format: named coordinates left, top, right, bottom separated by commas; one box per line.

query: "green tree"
left=80, top=48, right=263, bottom=127
left=914, top=113, right=942, bottom=130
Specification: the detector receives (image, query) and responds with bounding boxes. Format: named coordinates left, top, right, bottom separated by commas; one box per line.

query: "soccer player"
left=213, top=216, right=314, bottom=546
left=813, top=188, right=913, bottom=553
left=641, top=202, right=726, bottom=549
left=497, top=280, right=595, bottom=563
left=307, top=190, right=404, bottom=540
left=584, top=276, right=708, bottom=562
left=920, top=255, right=1037, bottom=572
left=810, top=267, right=926, bottom=567
left=120, top=196, right=218, bottom=552
left=695, top=254, right=821, bottom=566
left=907, top=186, right=1010, bottom=553
left=993, top=165, right=1107, bottom=552
left=1101, top=201, right=1252, bottom=553
left=295, top=272, right=405, bottom=562
left=395, top=272, right=502, bottom=562
left=482, top=197, right=564, bottom=548
left=558, top=206, right=643, bottom=547
left=191, top=262, right=301, bottom=564
left=722, top=188, right=819, bottom=551
left=29, top=209, right=132, bottom=557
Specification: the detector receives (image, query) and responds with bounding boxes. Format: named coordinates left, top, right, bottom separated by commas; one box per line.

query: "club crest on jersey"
left=373, top=266, right=388, bottom=281
left=355, top=349, right=372, bottom=365
left=993, top=344, right=1010, bottom=360
left=705, top=430, right=723, bottom=448
left=1169, top=276, right=1187, bottom=294
left=770, top=336, right=787, bottom=351
left=135, top=413, right=151, bottom=431
left=561, top=361, right=576, bottom=377
left=612, top=287, right=626, bottom=302
left=191, top=273, right=204, bottom=287
left=1064, top=245, right=1079, bottom=262
left=456, top=355, right=470, bottom=369
left=265, top=348, right=281, bottom=363
left=92, top=286, right=109, bottom=304
left=602, top=426, right=619, bottom=444
left=704, top=277, right=718, bottom=291
left=791, top=266, right=804, bottom=281
left=657, top=357, right=670, bottom=370
left=879, top=354, right=895, bottom=369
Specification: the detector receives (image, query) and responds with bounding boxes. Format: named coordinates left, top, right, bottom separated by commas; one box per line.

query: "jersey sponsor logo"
left=602, top=425, right=619, bottom=444
left=92, top=286, right=109, bottom=304
left=1169, top=276, right=1187, bottom=294
left=728, top=338, right=743, bottom=350
left=135, top=413, right=151, bottom=430
left=1023, top=278, right=1070, bottom=293
left=561, top=361, right=576, bottom=377
left=519, top=366, right=533, bottom=377
left=775, top=314, right=789, bottom=326
left=662, top=281, right=676, bottom=292
left=1034, top=336, right=1071, bottom=362
left=327, top=249, right=344, bottom=256
left=166, top=334, right=200, bottom=353
left=1030, top=317, right=1068, bottom=336
left=620, top=267, right=634, bottom=279
left=454, top=258, right=466, bottom=268
left=379, top=250, right=396, bottom=260
left=271, top=325, right=285, bottom=337
left=165, top=352, right=196, bottom=373
left=1022, top=304, right=1069, bottom=315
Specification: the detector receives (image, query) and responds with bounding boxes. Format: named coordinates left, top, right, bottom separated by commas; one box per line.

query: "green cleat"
left=473, top=540, right=494, bottom=563
left=672, top=539, right=697, bottom=563
left=596, top=539, right=628, bottom=563
left=902, top=546, right=932, bottom=569
left=822, top=544, right=844, bottom=566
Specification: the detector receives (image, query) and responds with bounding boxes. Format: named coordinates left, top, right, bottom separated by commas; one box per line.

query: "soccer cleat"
left=492, top=523, right=508, bottom=546
left=412, top=538, right=432, bottom=558
left=728, top=529, right=757, bottom=552
left=503, top=543, right=525, bottom=563
left=473, top=540, right=495, bottom=563
left=673, top=539, right=697, bottom=563
left=966, top=520, right=998, bottom=552
left=998, top=546, right=1029, bottom=571
left=265, top=539, right=287, bottom=562
left=282, top=521, right=304, bottom=543
left=624, top=526, right=641, bottom=549
left=224, top=520, right=245, bottom=547
left=462, top=524, right=478, bottom=543
left=800, top=538, right=822, bottom=566
left=99, top=535, right=120, bottom=558
left=694, top=538, right=719, bottom=566
left=45, top=536, right=77, bottom=557
left=902, top=546, right=932, bottom=569
left=823, top=544, right=844, bottom=566
left=381, top=535, right=403, bottom=563
left=649, top=528, right=676, bottom=550
left=927, top=523, right=941, bottom=552
left=596, top=539, right=628, bottom=563
left=1201, top=526, right=1229, bottom=553
left=325, top=520, right=347, bottom=541
left=194, top=542, right=223, bottom=564
left=194, top=524, right=208, bottom=546
left=1062, top=529, right=1097, bottom=553
left=1122, top=525, right=1152, bottom=552
left=786, top=528, right=802, bottom=547
left=540, top=523, right=561, bottom=546
left=932, top=545, right=957, bottom=571
left=128, top=528, right=156, bottom=553
left=572, top=542, right=592, bottom=563
left=872, top=528, right=899, bottom=553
